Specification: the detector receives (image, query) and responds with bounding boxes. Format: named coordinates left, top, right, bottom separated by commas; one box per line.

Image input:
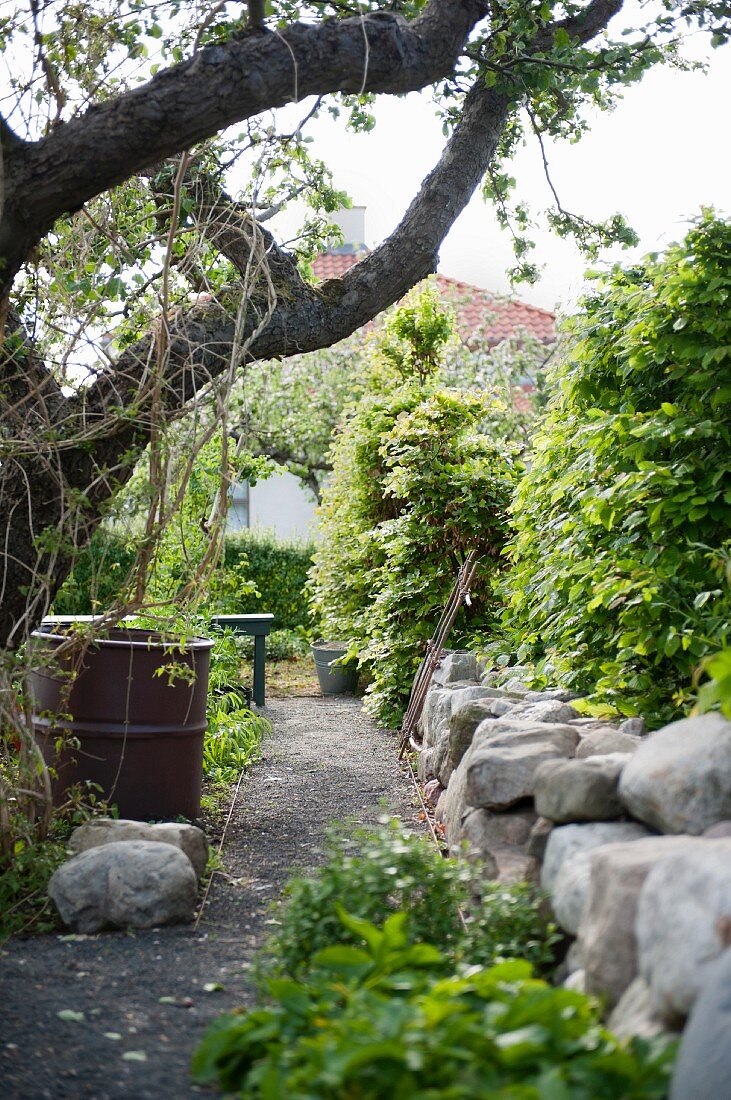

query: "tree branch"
left=0, top=0, right=488, bottom=294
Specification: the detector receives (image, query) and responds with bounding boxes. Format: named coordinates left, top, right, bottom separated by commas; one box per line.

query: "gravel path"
left=0, top=697, right=419, bottom=1099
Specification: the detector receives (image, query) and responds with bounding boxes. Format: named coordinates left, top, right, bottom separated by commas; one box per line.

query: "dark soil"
left=0, top=697, right=420, bottom=1099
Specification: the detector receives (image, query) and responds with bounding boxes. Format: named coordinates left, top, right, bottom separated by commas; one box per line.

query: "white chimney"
left=329, top=206, right=367, bottom=253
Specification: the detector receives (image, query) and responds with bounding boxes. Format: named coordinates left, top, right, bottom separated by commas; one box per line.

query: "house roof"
left=311, top=252, right=556, bottom=346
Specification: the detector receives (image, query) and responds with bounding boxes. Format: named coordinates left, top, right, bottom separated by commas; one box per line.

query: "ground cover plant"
left=203, top=630, right=271, bottom=787
left=310, top=290, right=520, bottom=727
left=260, top=818, right=560, bottom=979
left=497, top=213, right=731, bottom=724
left=194, top=910, right=675, bottom=1098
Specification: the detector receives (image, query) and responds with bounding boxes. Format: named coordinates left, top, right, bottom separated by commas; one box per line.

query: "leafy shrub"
left=262, top=819, right=558, bottom=979
left=461, top=880, right=562, bottom=972
left=0, top=800, right=103, bottom=941
left=694, top=646, right=731, bottom=719
left=52, top=529, right=137, bottom=615
left=204, top=631, right=270, bottom=785
left=310, top=289, right=519, bottom=727
left=194, top=912, right=675, bottom=1100
left=501, top=213, right=731, bottom=723
left=218, top=529, right=315, bottom=631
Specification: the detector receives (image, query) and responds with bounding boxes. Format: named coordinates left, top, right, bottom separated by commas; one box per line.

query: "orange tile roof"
left=311, top=252, right=555, bottom=346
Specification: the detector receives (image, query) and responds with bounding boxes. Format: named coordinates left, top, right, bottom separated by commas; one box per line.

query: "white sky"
left=288, top=33, right=730, bottom=314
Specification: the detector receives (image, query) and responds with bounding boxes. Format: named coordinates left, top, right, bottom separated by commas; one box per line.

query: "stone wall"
left=419, top=650, right=731, bottom=1068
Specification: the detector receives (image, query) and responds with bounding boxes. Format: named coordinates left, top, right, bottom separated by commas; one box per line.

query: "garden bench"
left=209, top=614, right=275, bottom=707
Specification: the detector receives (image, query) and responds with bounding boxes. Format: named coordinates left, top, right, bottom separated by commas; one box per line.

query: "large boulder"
left=575, top=728, right=642, bottom=759
left=68, top=818, right=209, bottom=880
left=541, top=821, right=651, bottom=894
left=533, top=754, right=629, bottom=824
left=636, top=839, right=731, bottom=1021
left=465, top=721, right=580, bottom=811
left=670, top=947, right=731, bottom=1100
left=48, top=841, right=198, bottom=933
left=619, top=713, right=731, bottom=834
left=580, top=836, right=710, bottom=1010
left=548, top=820, right=651, bottom=935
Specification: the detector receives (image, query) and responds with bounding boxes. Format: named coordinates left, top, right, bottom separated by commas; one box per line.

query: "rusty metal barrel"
left=30, top=626, right=213, bottom=821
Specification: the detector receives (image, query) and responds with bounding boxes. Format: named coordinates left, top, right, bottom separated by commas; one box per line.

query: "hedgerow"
left=500, top=212, right=731, bottom=723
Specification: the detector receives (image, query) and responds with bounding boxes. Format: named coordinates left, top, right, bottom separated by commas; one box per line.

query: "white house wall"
left=248, top=469, right=320, bottom=542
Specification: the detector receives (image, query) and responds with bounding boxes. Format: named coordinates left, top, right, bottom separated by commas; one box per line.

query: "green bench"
left=209, top=614, right=274, bottom=707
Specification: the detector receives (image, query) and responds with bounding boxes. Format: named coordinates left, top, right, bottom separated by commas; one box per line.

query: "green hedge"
left=218, top=529, right=315, bottom=630
left=54, top=527, right=316, bottom=633
left=500, top=213, right=731, bottom=723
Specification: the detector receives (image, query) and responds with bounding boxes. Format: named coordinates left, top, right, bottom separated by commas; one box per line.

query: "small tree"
left=310, top=289, right=519, bottom=726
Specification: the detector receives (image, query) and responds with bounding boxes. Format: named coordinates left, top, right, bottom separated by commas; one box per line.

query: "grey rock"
left=565, top=940, right=585, bottom=976
left=417, top=745, right=435, bottom=783
left=433, top=725, right=453, bottom=787
left=636, top=839, right=731, bottom=1021
left=421, top=687, right=454, bottom=748
left=526, top=817, right=553, bottom=862
left=442, top=750, right=474, bottom=841
left=453, top=813, right=498, bottom=876
left=704, top=820, right=731, bottom=838
left=619, top=713, right=731, bottom=834
left=499, top=676, right=532, bottom=694
left=434, top=789, right=447, bottom=824
left=580, top=836, right=710, bottom=1010
left=670, top=947, right=731, bottom=1100
left=451, top=806, right=537, bottom=859
left=432, top=651, right=477, bottom=686
left=541, top=821, right=652, bottom=894
left=563, top=969, right=586, bottom=993
left=449, top=700, right=497, bottom=769
left=576, top=728, right=642, bottom=759
left=618, top=717, right=646, bottom=736
left=607, top=978, right=671, bottom=1040
left=523, top=689, right=578, bottom=703
left=504, top=700, right=581, bottom=725
left=48, top=841, right=198, bottom=933
left=489, top=698, right=518, bottom=717
left=68, top=819, right=208, bottom=880
left=533, top=755, right=629, bottom=824
left=466, top=721, right=580, bottom=810
left=551, top=851, right=593, bottom=935
left=491, top=849, right=540, bottom=885
left=415, top=743, right=433, bottom=787
left=422, top=779, right=443, bottom=808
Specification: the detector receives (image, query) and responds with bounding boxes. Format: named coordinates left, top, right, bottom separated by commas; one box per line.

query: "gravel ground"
left=0, top=696, right=420, bottom=1100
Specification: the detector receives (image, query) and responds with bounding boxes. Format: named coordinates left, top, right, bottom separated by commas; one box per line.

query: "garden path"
left=0, top=696, right=418, bottom=1099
